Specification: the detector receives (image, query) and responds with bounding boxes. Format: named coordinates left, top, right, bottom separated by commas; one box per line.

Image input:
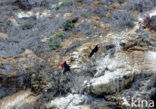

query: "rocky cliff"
left=0, top=0, right=156, bottom=109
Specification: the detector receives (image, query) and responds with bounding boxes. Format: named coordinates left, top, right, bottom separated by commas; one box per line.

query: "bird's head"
left=97, top=44, right=100, bottom=48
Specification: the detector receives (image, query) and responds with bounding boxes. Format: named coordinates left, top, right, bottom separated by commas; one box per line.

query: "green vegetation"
left=49, top=37, right=54, bottom=42
left=77, top=0, right=83, bottom=3
left=49, top=43, right=60, bottom=50
left=81, top=13, right=88, bottom=18
left=65, top=22, right=74, bottom=28
left=56, top=1, right=73, bottom=10
left=27, top=71, right=47, bottom=93
left=21, top=23, right=32, bottom=29
left=56, top=5, right=62, bottom=10
left=61, top=1, right=73, bottom=6
left=118, top=0, right=125, bottom=4
left=56, top=33, right=65, bottom=38
left=49, top=33, right=64, bottom=50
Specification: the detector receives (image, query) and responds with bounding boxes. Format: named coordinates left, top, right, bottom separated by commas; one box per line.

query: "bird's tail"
left=89, top=51, right=94, bottom=57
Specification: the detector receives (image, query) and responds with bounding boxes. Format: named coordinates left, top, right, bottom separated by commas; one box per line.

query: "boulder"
left=45, top=94, right=90, bottom=109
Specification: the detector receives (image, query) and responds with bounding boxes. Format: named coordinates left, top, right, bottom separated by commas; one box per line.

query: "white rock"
left=45, top=94, right=90, bottom=109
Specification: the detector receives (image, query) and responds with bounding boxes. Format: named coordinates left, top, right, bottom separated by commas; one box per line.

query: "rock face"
left=45, top=94, right=90, bottom=109
left=0, top=89, right=40, bottom=109
left=85, top=52, right=133, bottom=95
left=84, top=30, right=156, bottom=95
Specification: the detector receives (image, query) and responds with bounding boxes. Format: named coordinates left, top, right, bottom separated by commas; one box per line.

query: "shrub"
left=111, top=11, right=136, bottom=30
left=118, top=0, right=125, bottom=4
left=25, top=71, right=47, bottom=93
left=65, top=22, right=74, bottom=28
left=61, top=1, right=73, bottom=6
left=56, top=1, right=73, bottom=10
left=55, top=43, right=60, bottom=47
left=21, top=23, right=32, bottom=29
left=56, top=5, right=62, bottom=10
left=77, top=0, right=83, bottom=3
left=56, top=33, right=65, bottom=38
left=49, top=43, right=60, bottom=50
left=49, top=37, right=54, bottom=42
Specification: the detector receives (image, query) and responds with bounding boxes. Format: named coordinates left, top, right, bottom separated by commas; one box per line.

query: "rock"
left=27, top=0, right=46, bottom=7
left=85, top=49, right=156, bottom=95
left=105, top=44, right=115, bottom=50
left=95, top=101, right=121, bottom=109
left=45, top=94, right=90, bottom=109
left=83, top=29, right=156, bottom=95
left=0, top=89, right=40, bottom=109
left=0, top=32, right=8, bottom=38
left=86, top=72, right=134, bottom=95
left=120, top=27, right=156, bottom=50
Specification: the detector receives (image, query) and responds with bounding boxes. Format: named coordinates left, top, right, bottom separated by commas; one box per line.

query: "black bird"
left=61, top=61, right=70, bottom=73
left=89, top=45, right=100, bottom=57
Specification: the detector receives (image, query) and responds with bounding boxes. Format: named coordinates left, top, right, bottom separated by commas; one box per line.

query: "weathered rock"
left=0, top=89, right=40, bottom=109
left=95, top=101, right=122, bottom=109
left=45, top=94, right=90, bottom=109
left=114, top=73, right=156, bottom=108
left=85, top=52, right=134, bottom=95
left=122, top=28, right=156, bottom=51
left=84, top=30, right=156, bottom=95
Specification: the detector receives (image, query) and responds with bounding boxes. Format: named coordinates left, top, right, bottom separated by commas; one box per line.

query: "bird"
left=89, top=44, right=100, bottom=57
left=61, top=61, right=70, bottom=73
